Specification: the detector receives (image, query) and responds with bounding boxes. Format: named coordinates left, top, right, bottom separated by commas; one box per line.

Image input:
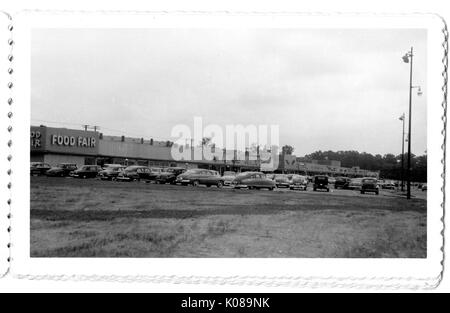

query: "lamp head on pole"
left=417, top=87, right=423, bottom=96
left=402, top=53, right=410, bottom=63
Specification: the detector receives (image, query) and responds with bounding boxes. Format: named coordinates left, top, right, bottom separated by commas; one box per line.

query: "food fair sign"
left=30, top=126, right=99, bottom=155
left=51, top=134, right=96, bottom=148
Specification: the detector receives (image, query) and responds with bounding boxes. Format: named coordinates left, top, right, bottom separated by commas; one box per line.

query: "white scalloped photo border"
left=4, top=11, right=447, bottom=290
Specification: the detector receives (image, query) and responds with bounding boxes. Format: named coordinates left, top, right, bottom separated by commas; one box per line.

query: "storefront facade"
left=31, top=125, right=378, bottom=177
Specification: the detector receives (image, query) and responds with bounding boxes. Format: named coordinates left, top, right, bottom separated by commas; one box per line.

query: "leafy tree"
left=282, top=145, right=295, bottom=155
left=304, top=150, right=427, bottom=182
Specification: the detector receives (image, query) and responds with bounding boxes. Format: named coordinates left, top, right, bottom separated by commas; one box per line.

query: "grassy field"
left=30, top=177, right=427, bottom=258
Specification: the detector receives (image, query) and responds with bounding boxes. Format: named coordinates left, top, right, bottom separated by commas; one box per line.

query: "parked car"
left=334, top=177, right=351, bottom=189
left=361, top=177, right=379, bottom=195
left=175, top=169, right=224, bottom=187
left=116, top=166, right=151, bottom=182
left=222, top=171, right=237, bottom=186
left=30, top=162, right=52, bottom=176
left=232, top=172, right=276, bottom=190
left=273, top=174, right=291, bottom=188
left=328, top=177, right=336, bottom=185
left=145, top=167, right=164, bottom=182
left=348, top=178, right=363, bottom=190
left=155, top=167, right=186, bottom=184
left=71, top=165, right=102, bottom=178
left=45, top=163, right=78, bottom=177
left=289, top=174, right=308, bottom=191
left=313, top=175, right=330, bottom=192
left=98, top=165, right=125, bottom=180
left=381, top=181, right=396, bottom=190
left=422, top=184, right=428, bottom=191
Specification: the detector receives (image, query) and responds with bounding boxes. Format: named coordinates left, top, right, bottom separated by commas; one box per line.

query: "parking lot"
left=30, top=176, right=427, bottom=258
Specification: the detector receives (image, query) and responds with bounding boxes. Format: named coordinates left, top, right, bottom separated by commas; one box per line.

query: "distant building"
left=30, top=125, right=379, bottom=177
left=277, top=154, right=378, bottom=178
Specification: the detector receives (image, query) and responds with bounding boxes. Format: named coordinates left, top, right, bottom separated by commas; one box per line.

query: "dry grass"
left=30, top=177, right=427, bottom=258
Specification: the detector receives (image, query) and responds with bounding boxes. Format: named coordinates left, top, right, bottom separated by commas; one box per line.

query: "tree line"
left=302, top=150, right=427, bottom=182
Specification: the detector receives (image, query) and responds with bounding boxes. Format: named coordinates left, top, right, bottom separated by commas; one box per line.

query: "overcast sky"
left=31, top=28, right=427, bottom=157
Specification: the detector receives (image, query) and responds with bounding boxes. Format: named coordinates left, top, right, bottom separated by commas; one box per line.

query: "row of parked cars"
left=30, top=162, right=324, bottom=192
left=31, top=162, right=413, bottom=195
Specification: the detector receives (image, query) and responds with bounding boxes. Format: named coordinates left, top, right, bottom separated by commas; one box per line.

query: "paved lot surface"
left=30, top=176, right=427, bottom=258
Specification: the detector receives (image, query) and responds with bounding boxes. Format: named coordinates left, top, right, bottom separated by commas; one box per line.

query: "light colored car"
left=273, top=174, right=291, bottom=188
left=222, top=171, right=237, bottom=186
left=381, top=181, right=396, bottom=190
left=289, top=174, right=308, bottom=191
left=348, top=178, right=363, bottom=190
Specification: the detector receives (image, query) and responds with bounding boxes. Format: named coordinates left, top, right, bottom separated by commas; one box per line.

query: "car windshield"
left=236, top=173, right=251, bottom=179
left=363, top=179, right=377, bottom=183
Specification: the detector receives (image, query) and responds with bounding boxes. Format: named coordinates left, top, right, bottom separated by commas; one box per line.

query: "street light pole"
left=400, top=113, right=405, bottom=191
left=406, top=46, right=413, bottom=200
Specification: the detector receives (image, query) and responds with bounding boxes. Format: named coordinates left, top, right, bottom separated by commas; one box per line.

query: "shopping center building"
left=30, top=125, right=379, bottom=177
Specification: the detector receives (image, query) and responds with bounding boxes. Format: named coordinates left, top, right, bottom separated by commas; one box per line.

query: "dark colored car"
left=98, top=165, right=125, bottom=180
left=116, top=166, right=151, bottom=182
left=71, top=165, right=103, bottom=179
left=232, top=172, right=276, bottom=190
left=289, top=174, right=308, bottom=191
left=273, top=174, right=291, bottom=188
left=175, top=169, right=224, bottom=187
left=30, top=162, right=52, bottom=176
left=422, top=184, right=427, bottom=191
left=45, top=163, right=78, bottom=177
left=361, top=178, right=379, bottom=195
left=334, top=177, right=351, bottom=189
left=155, top=167, right=186, bottom=184
left=313, top=175, right=330, bottom=192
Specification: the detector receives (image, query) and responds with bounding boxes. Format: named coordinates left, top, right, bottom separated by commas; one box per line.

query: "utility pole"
left=400, top=113, right=405, bottom=191
left=407, top=47, right=413, bottom=200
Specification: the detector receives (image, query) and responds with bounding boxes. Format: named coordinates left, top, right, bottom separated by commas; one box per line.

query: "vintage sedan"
left=175, top=169, right=224, bottom=188
left=145, top=167, right=164, bottom=182
left=155, top=167, right=186, bottom=184
left=348, top=178, right=363, bottom=190
left=45, top=163, right=78, bottom=177
left=273, top=174, right=291, bottom=188
left=71, top=165, right=103, bottom=178
left=232, top=172, right=276, bottom=190
left=30, top=162, right=52, bottom=176
left=361, top=177, right=380, bottom=195
left=98, top=165, right=125, bottom=180
left=381, top=181, right=396, bottom=190
left=222, top=171, right=237, bottom=186
left=334, top=177, right=351, bottom=189
left=313, top=175, right=330, bottom=192
left=289, top=174, right=308, bottom=191
left=116, top=166, right=151, bottom=182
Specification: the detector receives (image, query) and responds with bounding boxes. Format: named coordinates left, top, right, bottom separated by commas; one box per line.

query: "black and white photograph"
left=28, top=27, right=429, bottom=259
